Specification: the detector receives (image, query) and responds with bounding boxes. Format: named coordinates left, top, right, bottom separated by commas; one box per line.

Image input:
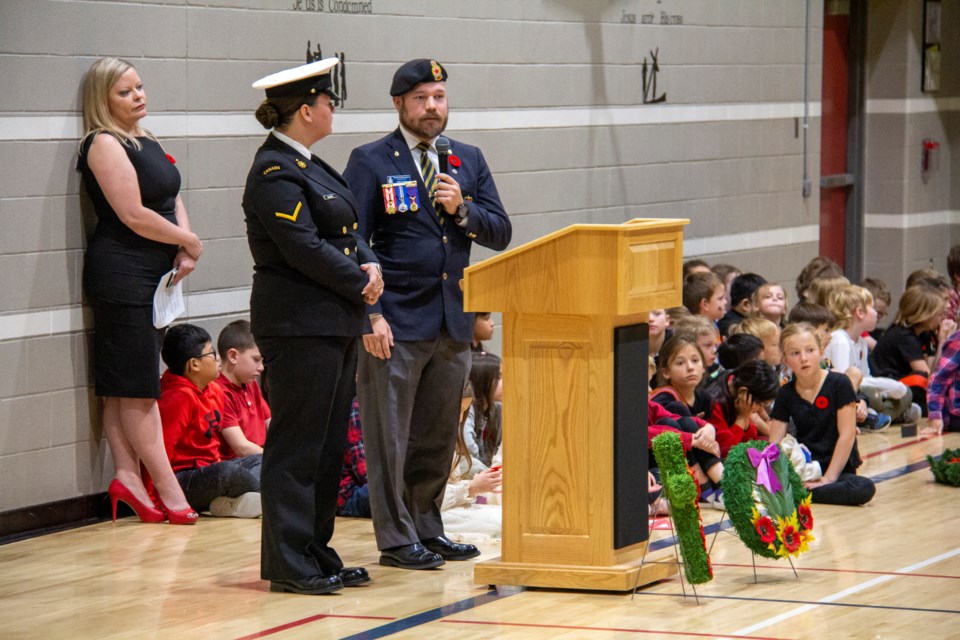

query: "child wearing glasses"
left=157, top=323, right=262, bottom=518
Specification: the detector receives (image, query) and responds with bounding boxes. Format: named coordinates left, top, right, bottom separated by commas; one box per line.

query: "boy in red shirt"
left=159, top=324, right=261, bottom=518
left=216, top=320, right=270, bottom=460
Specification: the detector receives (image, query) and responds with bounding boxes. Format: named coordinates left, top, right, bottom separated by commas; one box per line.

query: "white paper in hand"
left=153, top=269, right=185, bottom=329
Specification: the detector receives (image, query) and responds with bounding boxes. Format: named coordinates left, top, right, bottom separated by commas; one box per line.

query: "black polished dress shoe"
left=421, top=535, right=481, bottom=560
left=379, top=543, right=445, bottom=570
left=338, top=566, right=370, bottom=586
left=269, top=574, right=343, bottom=595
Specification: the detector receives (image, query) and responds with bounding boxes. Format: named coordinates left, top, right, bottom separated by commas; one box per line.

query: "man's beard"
left=400, top=103, right=448, bottom=140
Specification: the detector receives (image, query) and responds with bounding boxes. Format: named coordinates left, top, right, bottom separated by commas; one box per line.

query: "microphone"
left=435, top=136, right=451, bottom=174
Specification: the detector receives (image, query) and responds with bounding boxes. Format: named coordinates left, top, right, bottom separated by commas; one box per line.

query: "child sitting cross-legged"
left=216, top=320, right=270, bottom=461
left=768, top=323, right=875, bottom=505
left=825, top=285, right=912, bottom=430
left=158, top=324, right=262, bottom=518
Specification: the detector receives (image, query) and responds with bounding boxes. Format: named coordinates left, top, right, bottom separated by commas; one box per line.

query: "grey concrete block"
left=0, top=394, right=53, bottom=455
left=0, top=340, right=30, bottom=399
left=0, top=141, right=82, bottom=200
left=184, top=237, right=255, bottom=292
left=0, top=251, right=81, bottom=312
left=185, top=137, right=255, bottom=190
left=49, top=387, right=98, bottom=449
left=0, top=442, right=103, bottom=512
left=26, top=335, right=78, bottom=395
left=185, top=188, right=246, bottom=240
left=0, top=196, right=85, bottom=254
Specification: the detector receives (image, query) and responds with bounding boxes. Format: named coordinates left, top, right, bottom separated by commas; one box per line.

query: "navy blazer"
left=243, top=134, right=377, bottom=338
left=343, top=129, right=511, bottom=343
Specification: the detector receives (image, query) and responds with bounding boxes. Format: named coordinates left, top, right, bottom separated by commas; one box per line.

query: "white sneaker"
left=209, top=492, right=262, bottom=518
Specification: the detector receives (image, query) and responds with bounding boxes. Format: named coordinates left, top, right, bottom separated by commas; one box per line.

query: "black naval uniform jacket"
left=243, top=133, right=377, bottom=337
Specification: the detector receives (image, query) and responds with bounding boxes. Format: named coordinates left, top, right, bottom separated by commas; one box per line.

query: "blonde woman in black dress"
left=79, top=57, right=202, bottom=524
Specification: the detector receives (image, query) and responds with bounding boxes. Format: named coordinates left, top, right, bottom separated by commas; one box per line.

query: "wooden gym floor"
left=1, top=426, right=957, bottom=639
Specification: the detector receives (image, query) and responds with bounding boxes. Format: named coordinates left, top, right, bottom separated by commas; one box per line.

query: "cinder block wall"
left=0, top=0, right=945, bottom=514
left=863, top=0, right=959, bottom=307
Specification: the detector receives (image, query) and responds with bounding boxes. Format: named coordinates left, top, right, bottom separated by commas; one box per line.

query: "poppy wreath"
left=723, top=440, right=815, bottom=559
left=651, top=432, right=713, bottom=585
left=927, top=448, right=960, bottom=487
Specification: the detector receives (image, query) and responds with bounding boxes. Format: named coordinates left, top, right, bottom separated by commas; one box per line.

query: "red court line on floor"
left=439, top=618, right=792, bottom=639
left=234, top=613, right=395, bottom=640
left=863, top=435, right=935, bottom=459
left=712, top=562, right=959, bottom=580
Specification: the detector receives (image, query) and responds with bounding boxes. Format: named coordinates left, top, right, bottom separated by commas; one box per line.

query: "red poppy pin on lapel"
left=448, top=154, right=461, bottom=167
left=815, top=396, right=828, bottom=409
left=165, top=154, right=176, bottom=164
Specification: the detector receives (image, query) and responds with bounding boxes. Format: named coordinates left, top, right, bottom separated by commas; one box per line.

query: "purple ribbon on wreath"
left=748, top=443, right=783, bottom=494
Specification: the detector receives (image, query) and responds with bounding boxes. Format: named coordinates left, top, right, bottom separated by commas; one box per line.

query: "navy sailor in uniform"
left=344, top=59, right=512, bottom=569
left=243, top=57, right=383, bottom=595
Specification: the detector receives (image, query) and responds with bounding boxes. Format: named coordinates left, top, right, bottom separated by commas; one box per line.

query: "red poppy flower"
left=755, top=515, right=776, bottom=544
left=815, top=396, right=828, bottom=409
left=797, top=503, right=814, bottom=530
left=165, top=154, right=176, bottom=164
left=448, top=154, right=461, bottom=167
left=949, top=457, right=960, bottom=464
left=780, top=524, right=801, bottom=553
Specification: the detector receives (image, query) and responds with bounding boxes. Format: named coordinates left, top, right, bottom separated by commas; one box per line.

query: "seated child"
left=788, top=301, right=835, bottom=356
left=860, top=277, right=892, bottom=349
left=463, top=351, right=503, bottom=471
left=719, top=273, right=766, bottom=337
left=807, top=275, right=850, bottom=310
left=717, top=333, right=764, bottom=371
left=472, top=311, right=494, bottom=353
left=730, top=316, right=784, bottom=382
left=337, top=398, right=370, bottom=517
left=651, top=335, right=714, bottom=421
left=752, top=282, right=788, bottom=328
left=442, top=381, right=502, bottom=543
left=683, top=258, right=711, bottom=278
left=672, top=315, right=721, bottom=384
left=870, top=285, right=955, bottom=416
left=158, top=324, right=262, bottom=518
left=682, top=271, right=726, bottom=324
left=648, top=308, right=669, bottom=360
left=925, top=328, right=960, bottom=435
left=795, top=256, right=843, bottom=302
left=768, top=323, right=875, bottom=506
left=216, top=320, right=270, bottom=460
left=825, top=285, right=911, bottom=428
left=711, top=263, right=741, bottom=313
left=709, top=359, right=781, bottom=449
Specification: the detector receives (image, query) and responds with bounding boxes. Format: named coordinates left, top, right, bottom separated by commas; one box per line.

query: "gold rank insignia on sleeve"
left=275, top=201, right=302, bottom=222
left=295, top=158, right=308, bottom=169
left=262, top=165, right=281, bottom=175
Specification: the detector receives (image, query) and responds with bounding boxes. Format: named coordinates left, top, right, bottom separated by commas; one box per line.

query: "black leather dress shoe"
left=338, top=566, right=370, bottom=586
left=421, top=535, right=481, bottom=560
left=379, top=543, right=445, bottom=570
left=269, top=574, right=343, bottom=595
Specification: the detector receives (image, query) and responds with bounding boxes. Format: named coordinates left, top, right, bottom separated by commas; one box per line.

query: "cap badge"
left=430, top=60, right=443, bottom=81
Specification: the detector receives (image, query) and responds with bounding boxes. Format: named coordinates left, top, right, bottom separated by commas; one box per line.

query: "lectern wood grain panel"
left=464, top=218, right=688, bottom=591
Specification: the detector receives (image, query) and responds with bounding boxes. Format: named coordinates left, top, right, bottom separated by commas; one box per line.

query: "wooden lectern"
left=464, top=218, right=688, bottom=591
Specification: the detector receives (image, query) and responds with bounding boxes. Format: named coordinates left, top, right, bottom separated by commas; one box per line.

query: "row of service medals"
left=381, top=176, right=421, bottom=214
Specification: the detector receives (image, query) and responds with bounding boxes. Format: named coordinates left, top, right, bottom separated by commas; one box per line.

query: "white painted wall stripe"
left=866, top=96, right=960, bottom=115
left=685, top=224, right=819, bottom=257
left=0, top=102, right=822, bottom=142
left=865, top=210, right=960, bottom=229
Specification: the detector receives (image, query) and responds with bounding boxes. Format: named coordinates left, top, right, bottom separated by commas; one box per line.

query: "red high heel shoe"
left=109, top=479, right=165, bottom=523
left=158, top=500, right=199, bottom=525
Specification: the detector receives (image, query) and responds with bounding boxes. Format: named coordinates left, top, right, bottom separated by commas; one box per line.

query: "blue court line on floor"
left=339, top=588, right=517, bottom=640
left=340, top=452, right=944, bottom=639
left=632, top=591, right=960, bottom=615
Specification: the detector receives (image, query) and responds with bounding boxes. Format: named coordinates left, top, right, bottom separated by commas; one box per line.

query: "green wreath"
left=928, top=448, right=960, bottom=486
left=722, top=440, right=814, bottom=559
left=652, top=432, right=713, bottom=585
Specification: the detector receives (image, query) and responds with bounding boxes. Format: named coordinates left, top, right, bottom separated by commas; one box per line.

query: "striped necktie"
left=416, top=142, right=440, bottom=215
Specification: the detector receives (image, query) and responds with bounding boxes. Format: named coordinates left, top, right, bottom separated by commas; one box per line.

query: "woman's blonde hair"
left=80, top=57, right=153, bottom=151
left=827, top=285, right=874, bottom=330
left=807, top=275, right=850, bottom=309
left=895, top=285, right=946, bottom=329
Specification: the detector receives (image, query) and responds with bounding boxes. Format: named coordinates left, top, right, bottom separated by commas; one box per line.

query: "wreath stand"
left=632, top=493, right=703, bottom=604
left=706, top=508, right=800, bottom=584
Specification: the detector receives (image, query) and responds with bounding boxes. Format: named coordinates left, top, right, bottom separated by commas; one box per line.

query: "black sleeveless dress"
left=78, top=134, right=181, bottom=398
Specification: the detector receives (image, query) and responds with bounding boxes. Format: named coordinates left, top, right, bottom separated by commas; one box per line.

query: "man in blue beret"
left=344, top=58, right=512, bottom=569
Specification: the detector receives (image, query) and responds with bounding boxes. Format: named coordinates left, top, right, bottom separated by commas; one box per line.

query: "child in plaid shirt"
left=337, top=398, right=370, bottom=517
left=925, top=330, right=960, bottom=435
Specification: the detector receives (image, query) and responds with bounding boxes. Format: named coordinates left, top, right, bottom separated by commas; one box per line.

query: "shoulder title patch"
left=262, top=165, right=281, bottom=176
